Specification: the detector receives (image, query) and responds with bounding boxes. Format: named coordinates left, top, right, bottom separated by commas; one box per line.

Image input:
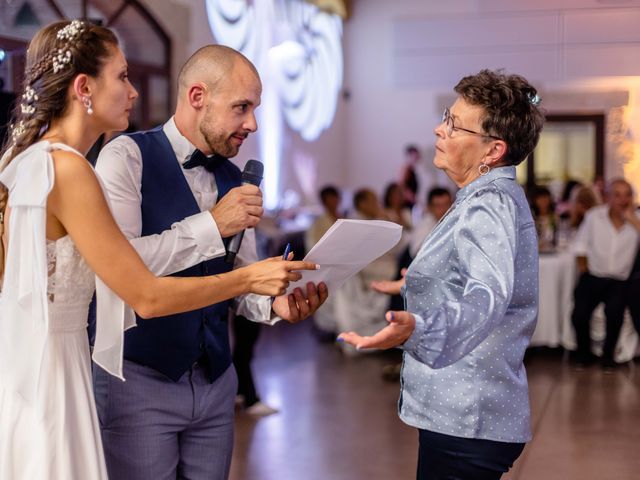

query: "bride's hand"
left=240, top=256, right=319, bottom=297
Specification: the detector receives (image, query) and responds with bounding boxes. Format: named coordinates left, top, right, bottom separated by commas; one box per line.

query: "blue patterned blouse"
left=400, top=166, right=538, bottom=443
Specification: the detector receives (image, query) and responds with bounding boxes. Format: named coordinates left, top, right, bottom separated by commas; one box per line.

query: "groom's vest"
left=124, top=126, right=242, bottom=382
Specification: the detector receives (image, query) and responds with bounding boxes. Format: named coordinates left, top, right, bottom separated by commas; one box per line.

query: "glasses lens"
left=443, top=108, right=453, bottom=136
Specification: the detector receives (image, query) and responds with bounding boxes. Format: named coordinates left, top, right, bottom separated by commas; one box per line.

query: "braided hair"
left=0, top=20, right=118, bottom=278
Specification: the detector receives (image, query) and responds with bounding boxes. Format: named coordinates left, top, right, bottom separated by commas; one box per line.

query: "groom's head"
left=175, top=45, right=262, bottom=158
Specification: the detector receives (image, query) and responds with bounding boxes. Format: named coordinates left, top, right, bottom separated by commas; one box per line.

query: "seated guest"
left=571, top=179, right=640, bottom=370
left=556, top=185, right=600, bottom=248
left=305, top=185, right=342, bottom=252
left=334, top=188, right=398, bottom=354
left=530, top=185, right=557, bottom=251
left=305, top=185, right=343, bottom=338
left=352, top=187, right=386, bottom=220
left=556, top=179, right=582, bottom=218
left=383, top=182, right=413, bottom=230
left=569, top=185, right=600, bottom=231
left=409, top=187, right=453, bottom=258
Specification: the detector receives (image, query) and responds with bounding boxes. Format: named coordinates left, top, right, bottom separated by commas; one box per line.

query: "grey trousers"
left=93, top=359, right=238, bottom=480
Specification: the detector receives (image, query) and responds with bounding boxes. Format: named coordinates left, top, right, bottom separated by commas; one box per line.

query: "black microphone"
left=225, top=159, right=264, bottom=264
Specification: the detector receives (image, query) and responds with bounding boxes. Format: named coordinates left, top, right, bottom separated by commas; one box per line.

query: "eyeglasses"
left=441, top=108, right=502, bottom=140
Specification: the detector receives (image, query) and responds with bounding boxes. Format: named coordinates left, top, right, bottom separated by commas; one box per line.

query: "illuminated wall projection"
left=206, top=0, right=344, bottom=209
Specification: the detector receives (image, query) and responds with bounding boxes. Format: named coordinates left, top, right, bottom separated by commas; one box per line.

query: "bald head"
left=607, top=178, right=632, bottom=194
left=178, top=45, right=259, bottom=98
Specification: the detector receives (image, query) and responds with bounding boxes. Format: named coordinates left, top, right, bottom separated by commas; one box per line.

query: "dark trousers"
left=571, top=273, right=627, bottom=360
left=417, top=429, right=525, bottom=480
left=231, top=314, right=261, bottom=407
left=627, top=278, right=640, bottom=336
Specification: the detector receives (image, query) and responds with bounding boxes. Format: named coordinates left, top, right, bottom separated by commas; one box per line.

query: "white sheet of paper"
left=285, top=219, right=402, bottom=295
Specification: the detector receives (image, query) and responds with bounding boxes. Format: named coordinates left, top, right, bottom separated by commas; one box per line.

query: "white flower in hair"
left=52, top=20, right=85, bottom=73
left=52, top=49, right=73, bottom=74
left=56, top=20, right=85, bottom=42
left=11, top=121, right=26, bottom=142
left=20, top=86, right=38, bottom=114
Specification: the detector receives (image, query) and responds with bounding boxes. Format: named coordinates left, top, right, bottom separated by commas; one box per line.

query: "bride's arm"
left=47, top=150, right=317, bottom=318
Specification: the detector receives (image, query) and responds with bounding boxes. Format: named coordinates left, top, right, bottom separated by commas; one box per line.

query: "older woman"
left=340, top=70, right=544, bottom=479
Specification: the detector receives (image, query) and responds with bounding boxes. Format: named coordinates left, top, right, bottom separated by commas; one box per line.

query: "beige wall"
left=344, top=0, right=640, bottom=199
left=137, top=0, right=640, bottom=201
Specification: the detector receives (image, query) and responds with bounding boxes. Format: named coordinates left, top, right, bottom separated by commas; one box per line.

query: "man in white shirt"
left=571, top=179, right=640, bottom=369
left=93, top=45, right=326, bottom=480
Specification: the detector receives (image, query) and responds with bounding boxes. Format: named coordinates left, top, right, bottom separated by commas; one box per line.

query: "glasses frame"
left=442, top=107, right=502, bottom=140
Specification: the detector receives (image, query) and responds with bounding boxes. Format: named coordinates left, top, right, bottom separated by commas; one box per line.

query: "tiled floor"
left=230, top=322, right=640, bottom=480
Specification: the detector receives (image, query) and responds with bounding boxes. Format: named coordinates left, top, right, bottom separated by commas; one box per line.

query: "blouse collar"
left=455, top=166, right=516, bottom=203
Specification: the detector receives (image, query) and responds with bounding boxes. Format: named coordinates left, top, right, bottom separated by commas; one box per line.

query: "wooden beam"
left=46, top=0, right=66, bottom=19
left=106, top=1, right=128, bottom=26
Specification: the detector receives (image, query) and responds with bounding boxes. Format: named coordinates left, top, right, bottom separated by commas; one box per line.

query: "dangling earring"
left=478, top=163, right=490, bottom=176
left=82, top=96, right=93, bottom=115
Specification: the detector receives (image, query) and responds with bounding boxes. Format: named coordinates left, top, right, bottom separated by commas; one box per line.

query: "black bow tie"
left=182, top=150, right=226, bottom=172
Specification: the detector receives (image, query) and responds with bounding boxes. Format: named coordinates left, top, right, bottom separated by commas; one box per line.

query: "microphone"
left=225, top=159, right=264, bottom=264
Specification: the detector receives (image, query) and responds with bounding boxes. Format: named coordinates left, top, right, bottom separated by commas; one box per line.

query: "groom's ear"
left=188, top=82, right=208, bottom=111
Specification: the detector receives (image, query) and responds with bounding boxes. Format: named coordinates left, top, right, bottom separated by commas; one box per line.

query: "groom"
left=93, top=45, right=327, bottom=479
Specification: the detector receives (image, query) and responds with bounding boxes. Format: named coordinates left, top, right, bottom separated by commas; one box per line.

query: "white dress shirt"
left=572, top=204, right=640, bottom=280
left=95, top=117, right=276, bottom=324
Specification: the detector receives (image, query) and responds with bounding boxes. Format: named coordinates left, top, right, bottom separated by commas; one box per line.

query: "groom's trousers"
left=93, top=359, right=238, bottom=480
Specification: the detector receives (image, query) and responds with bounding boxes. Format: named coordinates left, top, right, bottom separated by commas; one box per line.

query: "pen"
left=282, top=242, right=292, bottom=260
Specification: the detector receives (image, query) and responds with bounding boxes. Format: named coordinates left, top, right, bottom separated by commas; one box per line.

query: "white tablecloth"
left=531, top=250, right=639, bottom=362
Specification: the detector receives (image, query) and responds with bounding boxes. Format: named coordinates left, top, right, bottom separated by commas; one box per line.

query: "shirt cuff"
left=401, top=312, right=426, bottom=354
left=234, top=293, right=281, bottom=325
left=185, top=211, right=225, bottom=259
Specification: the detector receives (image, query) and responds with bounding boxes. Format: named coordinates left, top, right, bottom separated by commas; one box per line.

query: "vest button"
left=199, top=341, right=204, bottom=351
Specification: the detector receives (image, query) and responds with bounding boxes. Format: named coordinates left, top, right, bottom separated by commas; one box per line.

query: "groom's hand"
left=211, top=185, right=263, bottom=238
left=272, top=281, right=328, bottom=323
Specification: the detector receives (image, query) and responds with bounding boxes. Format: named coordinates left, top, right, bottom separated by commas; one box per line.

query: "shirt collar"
left=455, top=166, right=516, bottom=202
left=162, top=116, right=199, bottom=166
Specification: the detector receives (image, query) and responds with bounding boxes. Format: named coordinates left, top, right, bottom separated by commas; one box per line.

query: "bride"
left=0, top=20, right=320, bottom=479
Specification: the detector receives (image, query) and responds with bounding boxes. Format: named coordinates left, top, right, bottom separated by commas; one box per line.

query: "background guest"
left=624, top=206, right=640, bottom=339
left=409, top=187, right=453, bottom=258
left=334, top=188, right=398, bottom=355
left=530, top=185, right=557, bottom=251
left=305, top=185, right=343, bottom=340
left=556, top=178, right=582, bottom=218
left=569, top=185, right=600, bottom=231
left=232, top=313, right=279, bottom=416
left=570, top=179, right=640, bottom=370
left=305, top=185, right=342, bottom=252
left=400, top=144, right=420, bottom=209
left=383, top=182, right=413, bottom=231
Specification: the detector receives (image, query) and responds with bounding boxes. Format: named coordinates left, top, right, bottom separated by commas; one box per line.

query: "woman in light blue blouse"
left=339, top=70, right=544, bottom=480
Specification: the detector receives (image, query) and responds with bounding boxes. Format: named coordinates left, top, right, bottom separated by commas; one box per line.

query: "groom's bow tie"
left=182, top=150, right=226, bottom=172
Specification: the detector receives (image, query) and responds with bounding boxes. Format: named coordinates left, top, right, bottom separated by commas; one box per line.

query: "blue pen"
left=282, top=242, right=292, bottom=260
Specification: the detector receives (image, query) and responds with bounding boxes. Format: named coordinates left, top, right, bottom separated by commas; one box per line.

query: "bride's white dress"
left=0, top=236, right=108, bottom=479
left=0, top=141, right=133, bottom=479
